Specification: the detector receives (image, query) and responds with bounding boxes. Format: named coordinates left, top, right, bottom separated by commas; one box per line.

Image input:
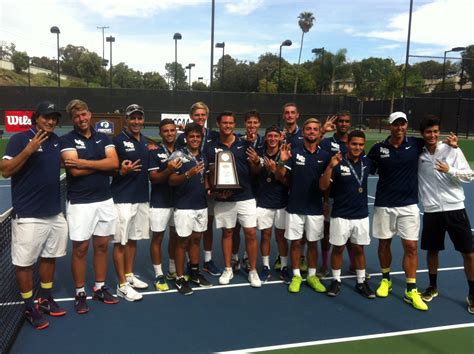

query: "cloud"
left=377, top=44, right=401, bottom=50
left=225, top=0, right=264, bottom=15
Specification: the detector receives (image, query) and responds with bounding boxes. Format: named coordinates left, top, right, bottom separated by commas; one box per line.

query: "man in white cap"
left=367, top=111, right=428, bottom=311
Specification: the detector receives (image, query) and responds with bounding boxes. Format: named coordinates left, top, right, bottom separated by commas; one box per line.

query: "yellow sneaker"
left=306, top=275, right=326, bottom=293
left=288, top=275, right=302, bottom=293
left=404, top=289, right=428, bottom=311
left=376, top=278, right=392, bottom=297
left=154, top=275, right=170, bottom=291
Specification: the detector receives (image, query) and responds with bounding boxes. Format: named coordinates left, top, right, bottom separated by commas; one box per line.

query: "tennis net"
left=0, top=173, right=67, bottom=353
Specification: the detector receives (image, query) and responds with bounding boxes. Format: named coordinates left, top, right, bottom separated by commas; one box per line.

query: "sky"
left=0, top=0, right=473, bottom=83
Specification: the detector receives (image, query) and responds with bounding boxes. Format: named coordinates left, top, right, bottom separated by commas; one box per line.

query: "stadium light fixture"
left=50, top=26, right=60, bottom=87
left=186, top=63, right=195, bottom=89
left=173, top=33, right=182, bottom=90
left=215, top=42, right=225, bottom=89
left=278, top=39, right=292, bottom=94
left=106, top=36, right=115, bottom=89
left=442, top=46, right=466, bottom=91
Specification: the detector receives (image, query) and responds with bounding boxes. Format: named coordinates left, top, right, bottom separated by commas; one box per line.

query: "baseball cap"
left=265, top=125, right=281, bottom=135
left=125, top=104, right=144, bottom=117
left=35, top=101, right=61, bottom=118
left=388, top=111, right=408, bottom=124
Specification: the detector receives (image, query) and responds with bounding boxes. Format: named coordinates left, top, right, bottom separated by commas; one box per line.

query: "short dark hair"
left=348, top=130, right=366, bottom=142
left=282, top=102, right=298, bottom=112
left=216, top=111, right=235, bottom=123
left=265, top=125, right=281, bottom=136
left=337, top=111, right=352, bottom=119
left=159, top=118, right=176, bottom=130
left=244, top=109, right=261, bottom=122
left=419, top=115, right=440, bottom=133
left=184, top=122, right=203, bottom=137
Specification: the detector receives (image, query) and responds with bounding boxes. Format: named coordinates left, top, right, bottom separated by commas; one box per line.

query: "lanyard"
left=344, top=156, right=365, bottom=193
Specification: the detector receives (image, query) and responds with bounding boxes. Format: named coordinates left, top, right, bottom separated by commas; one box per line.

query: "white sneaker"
left=218, top=268, right=234, bottom=285
left=117, top=284, right=143, bottom=302
left=126, top=274, right=148, bottom=289
left=248, top=270, right=262, bottom=288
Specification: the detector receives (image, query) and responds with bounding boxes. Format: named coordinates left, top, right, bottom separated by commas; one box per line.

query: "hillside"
left=0, top=68, right=102, bottom=88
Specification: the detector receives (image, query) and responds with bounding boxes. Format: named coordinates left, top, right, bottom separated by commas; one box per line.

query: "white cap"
left=388, top=111, right=408, bottom=124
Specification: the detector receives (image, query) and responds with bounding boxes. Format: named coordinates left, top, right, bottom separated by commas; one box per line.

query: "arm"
left=436, top=148, right=473, bottom=183
left=169, top=161, right=205, bottom=186
left=319, top=152, right=342, bottom=191
left=246, top=147, right=262, bottom=175
left=1, top=130, right=49, bottom=178
left=63, top=146, right=119, bottom=175
left=275, top=143, right=291, bottom=180
left=149, top=158, right=183, bottom=184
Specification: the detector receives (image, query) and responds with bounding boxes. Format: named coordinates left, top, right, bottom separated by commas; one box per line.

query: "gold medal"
left=358, top=187, right=363, bottom=193
left=266, top=177, right=272, bottom=183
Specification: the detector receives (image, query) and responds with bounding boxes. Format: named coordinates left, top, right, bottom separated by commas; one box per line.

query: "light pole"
left=186, top=63, right=195, bottom=89
left=442, top=46, right=466, bottom=91
left=106, top=35, right=115, bottom=88
left=27, top=56, right=31, bottom=87
left=312, top=47, right=325, bottom=94
left=215, top=42, right=225, bottom=89
left=278, top=39, right=292, bottom=93
left=173, top=32, right=182, bottom=90
left=50, top=26, right=60, bottom=87
left=97, top=26, right=109, bottom=86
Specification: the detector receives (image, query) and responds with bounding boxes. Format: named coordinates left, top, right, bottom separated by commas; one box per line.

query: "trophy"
left=213, top=151, right=241, bottom=190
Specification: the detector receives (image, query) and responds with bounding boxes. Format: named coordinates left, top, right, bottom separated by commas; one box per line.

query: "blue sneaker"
left=259, top=266, right=271, bottom=282
left=203, top=260, right=222, bottom=276
left=279, top=266, right=292, bottom=284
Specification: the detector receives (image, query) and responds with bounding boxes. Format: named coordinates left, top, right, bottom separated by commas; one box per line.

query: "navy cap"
left=35, top=101, right=61, bottom=118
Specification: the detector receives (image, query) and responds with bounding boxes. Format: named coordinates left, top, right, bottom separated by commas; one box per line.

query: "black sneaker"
left=327, top=280, right=341, bottom=297
left=231, top=257, right=241, bottom=272
left=25, top=306, right=49, bottom=329
left=242, top=257, right=250, bottom=273
left=190, top=272, right=213, bottom=288
left=93, top=286, right=119, bottom=304
left=74, top=292, right=89, bottom=314
left=356, top=281, right=376, bottom=299
left=467, top=294, right=474, bottom=314
left=175, top=277, right=193, bottom=295
left=421, top=286, right=439, bottom=302
left=38, top=297, right=67, bottom=316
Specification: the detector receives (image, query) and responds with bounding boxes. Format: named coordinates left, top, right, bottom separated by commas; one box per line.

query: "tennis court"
left=3, top=176, right=473, bottom=353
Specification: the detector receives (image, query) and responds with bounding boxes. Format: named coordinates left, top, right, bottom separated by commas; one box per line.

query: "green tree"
left=411, top=60, right=445, bottom=79
left=258, top=78, right=278, bottom=93
left=30, top=56, right=56, bottom=71
left=112, top=62, right=143, bottom=88
left=11, top=51, right=29, bottom=73
left=352, top=57, right=394, bottom=99
left=143, top=71, right=168, bottom=89
left=60, top=44, right=87, bottom=77
left=165, top=62, right=187, bottom=90
left=191, top=81, right=208, bottom=91
left=461, top=45, right=474, bottom=83
left=294, top=11, right=315, bottom=93
left=77, top=51, right=103, bottom=85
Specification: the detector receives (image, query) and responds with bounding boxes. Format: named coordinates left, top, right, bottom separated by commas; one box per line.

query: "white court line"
left=0, top=185, right=11, bottom=188
left=218, top=323, right=474, bottom=353
left=0, top=266, right=464, bottom=307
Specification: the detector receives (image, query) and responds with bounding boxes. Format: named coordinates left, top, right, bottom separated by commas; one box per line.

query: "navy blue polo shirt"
left=285, top=126, right=304, bottom=148
left=60, top=128, right=114, bottom=204
left=110, top=129, right=150, bottom=204
left=237, top=133, right=264, bottom=150
left=285, top=145, right=330, bottom=215
left=368, top=136, right=424, bottom=207
left=148, top=144, right=174, bottom=208
left=331, top=156, right=371, bottom=219
left=176, top=128, right=219, bottom=152
left=173, top=149, right=209, bottom=210
left=256, top=148, right=288, bottom=209
left=205, top=137, right=254, bottom=202
left=3, top=129, right=62, bottom=217
left=320, top=134, right=348, bottom=157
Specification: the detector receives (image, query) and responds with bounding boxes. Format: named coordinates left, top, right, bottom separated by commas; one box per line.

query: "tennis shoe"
left=404, top=289, right=428, bottom=311
left=175, top=277, right=193, bottom=296
left=38, top=296, right=66, bottom=317
left=299, top=257, right=308, bottom=273
left=317, top=266, right=330, bottom=278
left=190, top=272, right=213, bottom=288
left=154, top=275, right=170, bottom=291
left=117, top=283, right=143, bottom=302
left=274, top=255, right=281, bottom=271
left=327, top=280, right=341, bottom=297
left=288, top=275, right=302, bottom=293
left=219, top=268, right=234, bottom=285
left=279, top=267, right=292, bottom=284
left=93, top=285, right=119, bottom=304
left=467, top=294, right=474, bottom=314
left=242, top=257, right=250, bottom=273
left=166, top=271, right=177, bottom=280
left=248, top=270, right=262, bottom=288
left=421, top=286, right=438, bottom=302
left=126, top=274, right=148, bottom=289
left=259, top=266, right=271, bottom=282
left=231, top=257, right=241, bottom=272
left=376, top=279, right=392, bottom=297
left=74, top=292, right=89, bottom=314
left=25, top=306, right=49, bottom=330
left=356, top=281, right=376, bottom=299
left=203, top=260, right=222, bottom=276
left=306, top=275, right=326, bottom=293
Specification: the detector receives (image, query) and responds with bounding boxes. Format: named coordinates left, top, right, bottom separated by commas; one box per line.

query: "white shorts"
left=285, top=213, right=324, bottom=242
left=113, top=203, right=150, bottom=245
left=256, top=207, right=286, bottom=230
left=174, top=208, right=208, bottom=237
left=329, top=217, right=370, bottom=246
left=67, top=198, right=118, bottom=241
left=372, top=204, right=420, bottom=241
left=150, top=207, right=174, bottom=232
left=12, top=214, right=68, bottom=267
left=214, top=199, right=257, bottom=229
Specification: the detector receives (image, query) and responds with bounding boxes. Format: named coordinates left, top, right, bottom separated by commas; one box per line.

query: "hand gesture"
left=120, top=159, right=142, bottom=175
left=167, top=158, right=183, bottom=171
left=263, top=157, right=276, bottom=173
left=26, top=129, right=49, bottom=154
left=435, top=159, right=449, bottom=173
left=189, top=161, right=205, bottom=177
left=246, top=147, right=260, bottom=165
left=329, top=152, right=343, bottom=168
left=280, top=143, right=292, bottom=162
left=443, top=132, right=458, bottom=148
left=322, top=115, right=337, bottom=133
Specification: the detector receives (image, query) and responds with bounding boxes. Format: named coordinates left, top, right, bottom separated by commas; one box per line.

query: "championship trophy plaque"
left=213, top=151, right=241, bottom=190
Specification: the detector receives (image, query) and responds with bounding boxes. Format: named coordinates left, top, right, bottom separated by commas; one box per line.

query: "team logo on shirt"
left=380, top=147, right=390, bottom=158
left=157, top=153, right=168, bottom=161
left=123, top=141, right=135, bottom=152
left=296, top=153, right=306, bottom=165
left=331, top=142, right=340, bottom=152
left=340, top=165, right=351, bottom=176
left=74, top=139, right=86, bottom=149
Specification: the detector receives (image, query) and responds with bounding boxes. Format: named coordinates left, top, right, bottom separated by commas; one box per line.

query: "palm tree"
left=293, top=11, right=315, bottom=94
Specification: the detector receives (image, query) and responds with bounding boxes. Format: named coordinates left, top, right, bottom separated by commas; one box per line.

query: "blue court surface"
left=6, top=178, right=474, bottom=353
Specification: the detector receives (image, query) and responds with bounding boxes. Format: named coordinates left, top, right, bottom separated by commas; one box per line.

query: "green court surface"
left=261, top=326, right=474, bottom=354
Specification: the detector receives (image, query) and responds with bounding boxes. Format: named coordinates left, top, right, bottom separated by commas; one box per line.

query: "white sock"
left=185, top=252, right=190, bottom=263
left=225, top=267, right=233, bottom=273
left=308, top=268, right=316, bottom=277
left=332, top=268, right=341, bottom=282
left=280, top=256, right=288, bottom=268
left=262, top=256, right=270, bottom=268
left=232, top=253, right=239, bottom=261
left=293, top=269, right=301, bottom=277
left=94, top=281, right=104, bottom=290
left=169, top=259, right=176, bottom=274
left=356, top=269, right=365, bottom=284
left=76, top=287, right=85, bottom=295
left=204, top=251, right=212, bottom=262
left=243, top=251, right=248, bottom=259
left=153, top=264, right=163, bottom=277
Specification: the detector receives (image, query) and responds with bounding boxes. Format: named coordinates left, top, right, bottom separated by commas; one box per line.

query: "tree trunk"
left=293, top=31, right=305, bottom=94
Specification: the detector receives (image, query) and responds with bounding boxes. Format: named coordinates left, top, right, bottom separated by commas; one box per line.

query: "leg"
left=260, top=228, right=272, bottom=261
left=124, top=240, right=137, bottom=275
left=401, top=239, right=418, bottom=280
left=175, top=236, right=190, bottom=277
left=113, top=243, right=126, bottom=285
left=222, top=228, right=234, bottom=268
left=92, top=236, right=112, bottom=283
left=243, top=227, right=258, bottom=271
left=307, top=240, right=318, bottom=270
left=71, top=240, right=90, bottom=288
left=150, top=231, right=164, bottom=276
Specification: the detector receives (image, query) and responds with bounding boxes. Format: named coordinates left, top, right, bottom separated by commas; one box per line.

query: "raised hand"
left=280, top=143, right=292, bottom=162
left=26, top=129, right=49, bottom=154
left=444, top=132, right=458, bottom=148
left=168, top=158, right=183, bottom=171
left=120, top=159, right=142, bottom=175
left=322, top=115, right=337, bottom=133
left=263, top=157, right=276, bottom=173
left=246, top=147, right=260, bottom=164
left=329, top=152, right=343, bottom=168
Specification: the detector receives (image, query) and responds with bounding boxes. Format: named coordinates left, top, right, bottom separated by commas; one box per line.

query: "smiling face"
left=390, top=118, right=408, bottom=140
left=159, top=123, right=177, bottom=144
left=186, top=131, right=203, bottom=151
left=421, top=125, right=440, bottom=148
left=245, top=116, right=261, bottom=136
left=126, top=112, right=144, bottom=136
left=191, top=108, right=208, bottom=127
left=35, top=114, right=59, bottom=134
left=71, top=108, right=92, bottom=134
left=303, top=122, right=322, bottom=144
left=347, top=137, right=365, bottom=160
left=217, top=115, right=235, bottom=137
left=265, top=131, right=281, bottom=149
left=283, top=105, right=299, bottom=126
left=336, top=114, right=351, bottom=135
